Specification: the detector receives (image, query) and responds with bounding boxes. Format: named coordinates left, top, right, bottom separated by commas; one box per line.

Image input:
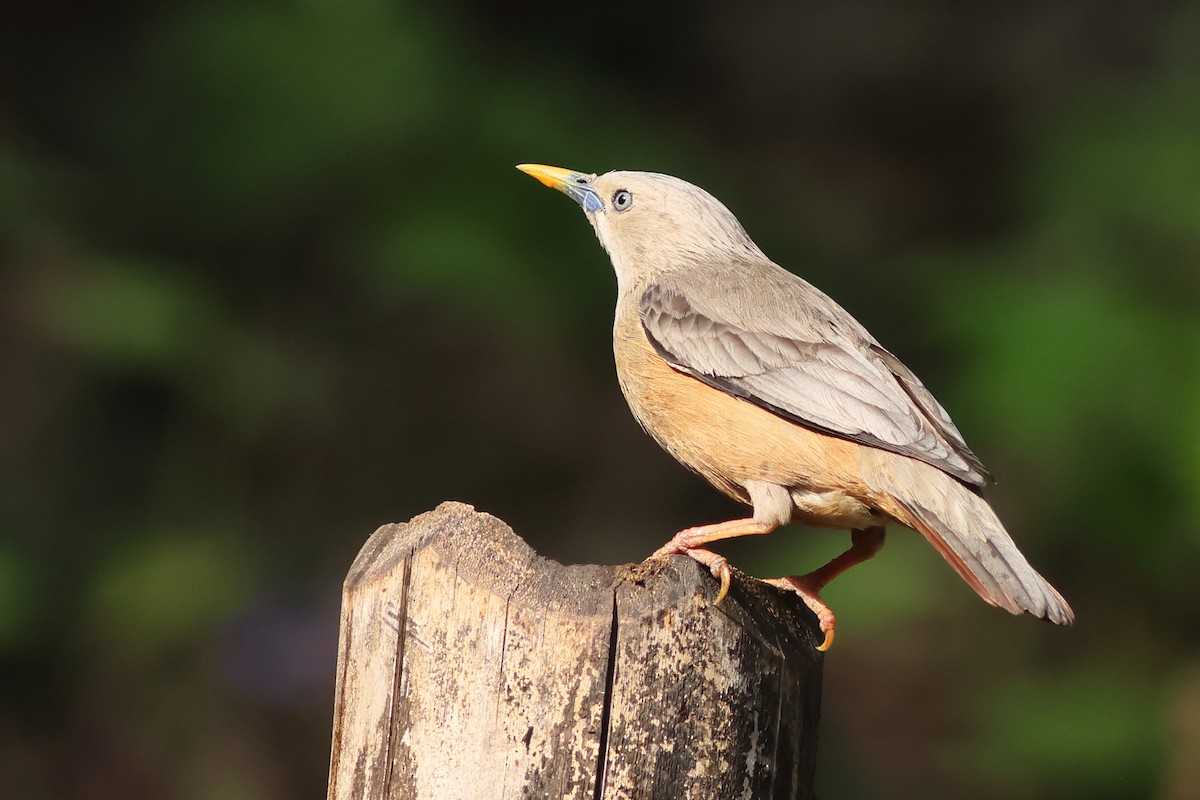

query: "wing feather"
left=640, top=266, right=991, bottom=487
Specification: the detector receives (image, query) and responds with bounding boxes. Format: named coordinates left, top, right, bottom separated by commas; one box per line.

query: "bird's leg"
left=652, top=518, right=778, bottom=604
left=766, top=526, right=886, bottom=652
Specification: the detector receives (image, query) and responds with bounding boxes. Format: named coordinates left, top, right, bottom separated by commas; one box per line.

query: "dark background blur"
left=2, top=1, right=1198, bottom=798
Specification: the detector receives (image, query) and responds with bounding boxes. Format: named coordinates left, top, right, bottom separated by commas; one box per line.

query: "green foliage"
left=0, top=546, right=38, bottom=652
left=972, top=669, right=1164, bottom=798
left=87, top=1, right=440, bottom=217
left=35, top=259, right=219, bottom=368
left=87, top=532, right=255, bottom=659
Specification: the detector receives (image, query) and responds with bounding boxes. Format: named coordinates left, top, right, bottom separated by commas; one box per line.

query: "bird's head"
left=517, top=165, right=763, bottom=291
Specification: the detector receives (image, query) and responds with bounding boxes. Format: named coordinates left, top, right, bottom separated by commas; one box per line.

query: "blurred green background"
left=2, top=1, right=1198, bottom=798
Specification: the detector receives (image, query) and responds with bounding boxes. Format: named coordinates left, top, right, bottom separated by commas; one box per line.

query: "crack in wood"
left=381, top=553, right=413, bottom=798
left=326, top=502, right=822, bottom=799
left=593, top=592, right=619, bottom=800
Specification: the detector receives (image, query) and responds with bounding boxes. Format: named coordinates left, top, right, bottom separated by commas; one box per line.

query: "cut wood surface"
left=327, top=502, right=824, bottom=800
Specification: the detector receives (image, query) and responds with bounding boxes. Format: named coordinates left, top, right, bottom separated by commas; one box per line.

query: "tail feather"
left=866, top=455, right=1074, bottom=626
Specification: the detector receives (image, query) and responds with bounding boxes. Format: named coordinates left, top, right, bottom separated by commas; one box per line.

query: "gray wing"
left=640, top=271, right=991, bottom=488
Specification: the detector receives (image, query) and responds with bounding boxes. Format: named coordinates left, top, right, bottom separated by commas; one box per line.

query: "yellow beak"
left=517, top=164, right=603, bottom=212
left=517, top=163, right=577, bottom=189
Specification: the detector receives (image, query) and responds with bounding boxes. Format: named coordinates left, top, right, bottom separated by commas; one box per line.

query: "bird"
left=517, top=163, right=1073, bottom=650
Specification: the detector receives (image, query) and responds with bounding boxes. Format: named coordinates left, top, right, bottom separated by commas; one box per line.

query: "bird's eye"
left=612, top=189, right=633, bottom=212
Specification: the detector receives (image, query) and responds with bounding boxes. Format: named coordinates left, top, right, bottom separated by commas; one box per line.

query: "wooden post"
left=327, top=502, right=824, bottom=800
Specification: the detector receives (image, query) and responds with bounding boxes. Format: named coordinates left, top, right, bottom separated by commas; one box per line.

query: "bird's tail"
left=863, top=453, right=1074, bottom=626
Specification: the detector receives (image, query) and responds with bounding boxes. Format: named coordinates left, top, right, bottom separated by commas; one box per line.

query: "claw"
left=766, top=575, right=837, bottom=652
left=711, top=558, right=731, bottom=604
left=653, top=545, right=733, bottom=604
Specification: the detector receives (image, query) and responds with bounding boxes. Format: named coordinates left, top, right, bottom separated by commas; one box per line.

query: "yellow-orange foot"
left=765, top=574, right=836, bottom=652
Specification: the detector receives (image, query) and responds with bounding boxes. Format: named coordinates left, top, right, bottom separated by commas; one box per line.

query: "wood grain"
left=327, top=502, right=824, bottom=800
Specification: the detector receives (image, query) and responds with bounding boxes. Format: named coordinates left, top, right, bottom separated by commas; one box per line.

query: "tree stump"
left=327, top=502, right=824, bottom=800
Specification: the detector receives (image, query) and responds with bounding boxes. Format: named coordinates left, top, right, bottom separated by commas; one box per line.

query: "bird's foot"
left=764, top=574, right=836, bottom=652
left=652, top=517, right=775, bottom=605
left=652, top=543, right=733, bottom=604
left=652, top=526, right=717, bottom=557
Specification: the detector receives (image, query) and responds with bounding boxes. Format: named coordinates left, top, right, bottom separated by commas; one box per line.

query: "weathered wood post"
left=327, top=502, right=824, bottom=799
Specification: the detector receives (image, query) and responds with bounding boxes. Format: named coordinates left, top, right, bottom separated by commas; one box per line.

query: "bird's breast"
left=612, top=309, right=875, bottom=525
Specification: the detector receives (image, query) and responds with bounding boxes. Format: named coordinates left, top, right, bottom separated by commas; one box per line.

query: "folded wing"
left=639, top=266, right=990, bottom=488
